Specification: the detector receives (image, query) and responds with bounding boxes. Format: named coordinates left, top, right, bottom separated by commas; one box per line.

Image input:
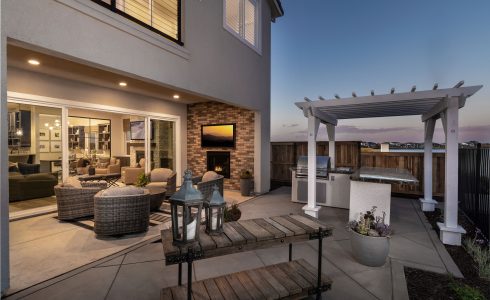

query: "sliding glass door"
left=150, top=119, right=176, bottom=171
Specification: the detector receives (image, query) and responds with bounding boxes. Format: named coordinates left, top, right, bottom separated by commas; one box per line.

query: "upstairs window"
left=224, top=0, right=260, bottom=52
left=93, top=0, right=182, bottom=45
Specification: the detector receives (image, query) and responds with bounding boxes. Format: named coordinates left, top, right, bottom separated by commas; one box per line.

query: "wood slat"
left=223, top=223, right=247, bottom=245
left=289, top=260, right=317, bottom=286
left=238, top=219, right=274, bottom=241
left=170, top=285, right=191, bottom=300
left=162, top=228, right=180, bottom=257
left=263, top=218, right=294, bottom=237
left=210, top=232, right=232, bottom=248
left=161, top=287, right=173, bottom=300
left=225, top=273, right=253, bottom=300
left=235, top=271, right=264, bottom=300
left=281, top=215, right=316, bottom=233
left=255, top=268, right=289, bottom=298
left=288, top=214, right=329, bottom=231
left=276, top=262, right=310, bottom=291
left=203, top=278, right=224, bottom=300
left=192, top=281, right=210, bottom=300
left=245, top=269, right=280, bottom=300
left=253, top=219, right=286, bottom=238
left=229, top=222, right=257, bottom=242
left=296, top=259, right=332, bottom=287
left=214, top=276, right=239, bottom=300
left=270, top=216, right=306, bottom=235
left=266, top=265, right=302, bottom=295
left=199, top=229, right=217, bottom=251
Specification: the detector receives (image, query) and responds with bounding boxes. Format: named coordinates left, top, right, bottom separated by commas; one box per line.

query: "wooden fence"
left=270, top=142, right=445, bottom=197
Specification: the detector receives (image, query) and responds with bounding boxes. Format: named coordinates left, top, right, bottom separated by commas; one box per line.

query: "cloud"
left=282, top=123, right=299, bottom=128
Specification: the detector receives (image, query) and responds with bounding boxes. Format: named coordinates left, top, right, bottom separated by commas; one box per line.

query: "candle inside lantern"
left=186, top=218, right=196, bottom=240
left=211, top=214, right=217, bottom=230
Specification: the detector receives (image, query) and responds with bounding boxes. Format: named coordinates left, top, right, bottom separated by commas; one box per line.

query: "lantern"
left=169, top=170, right=204, bottom=246
left=204, top=185, right=226, bottom=235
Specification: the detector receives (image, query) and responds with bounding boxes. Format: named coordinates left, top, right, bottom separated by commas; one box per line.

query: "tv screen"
left=201, top=124, right=235, bottom=148
left=130, top=121, right=155, bottom=140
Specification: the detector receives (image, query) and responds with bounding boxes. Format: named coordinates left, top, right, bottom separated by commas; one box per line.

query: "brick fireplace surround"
left=187, top=102, right=255, bottom=190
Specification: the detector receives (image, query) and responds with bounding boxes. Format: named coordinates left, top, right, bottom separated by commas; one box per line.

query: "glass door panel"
left=150, top=119, right=175, bottom=171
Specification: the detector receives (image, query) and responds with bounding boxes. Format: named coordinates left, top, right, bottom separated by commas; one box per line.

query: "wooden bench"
left=161, top=214, right=334, bottom=300
left=161, top=259, right=332, bottom=300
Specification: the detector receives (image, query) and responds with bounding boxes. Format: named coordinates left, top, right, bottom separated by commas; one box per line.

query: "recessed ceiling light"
left=28, top=59, right=40, bottom=66
left=119, top=82, right=127, bottom=87
left=173, top=94, right=180, bottom=99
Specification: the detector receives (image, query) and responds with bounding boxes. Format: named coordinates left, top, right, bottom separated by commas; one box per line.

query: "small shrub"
left=224, top=202, right=241, bottom=222
left=240, top=170, right=253, bottom=179
left=464, top=237, right=490, bottom=280
left=348, top=206, right=391, bottom=237
left=449, top=281, right=486, bottom=300
left=135, top=173, right=150, bottom=187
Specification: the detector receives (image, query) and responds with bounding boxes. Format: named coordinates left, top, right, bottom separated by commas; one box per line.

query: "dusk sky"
left=270, top=0, right=490, bottom=143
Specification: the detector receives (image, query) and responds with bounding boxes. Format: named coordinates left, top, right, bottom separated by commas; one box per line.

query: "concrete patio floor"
left=6, top=187, right=461, bottom=300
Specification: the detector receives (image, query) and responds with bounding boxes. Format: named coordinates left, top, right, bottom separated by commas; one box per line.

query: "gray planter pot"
left=240, top=178, right=252, bottom=196
left=350, top=230, right=390, bottom=267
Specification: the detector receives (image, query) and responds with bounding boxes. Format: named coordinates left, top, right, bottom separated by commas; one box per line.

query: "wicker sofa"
left=193, top=171, right=224, bottom=201
left=146, top=168, right=177, bottom=197
left=94, top=186, right=150, bottom=236
left=54, top=181, right=107, bottom=220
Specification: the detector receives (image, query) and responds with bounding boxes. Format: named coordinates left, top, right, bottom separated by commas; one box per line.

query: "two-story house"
left=0, top=0, right=283, bottom=292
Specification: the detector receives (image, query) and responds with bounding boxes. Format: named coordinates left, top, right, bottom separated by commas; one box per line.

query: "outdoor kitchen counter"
left=350, top=167, right=419, bottom=184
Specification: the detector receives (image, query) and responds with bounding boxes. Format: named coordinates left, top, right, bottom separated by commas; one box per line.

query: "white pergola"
left=295, top=82, right=482, bottom=245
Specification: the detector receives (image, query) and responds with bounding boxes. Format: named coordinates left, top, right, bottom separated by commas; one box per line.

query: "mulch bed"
left=405, top=208, right=489, bottom=299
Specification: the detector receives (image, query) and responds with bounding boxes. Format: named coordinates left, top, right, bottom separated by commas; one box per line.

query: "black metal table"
left=78, top=173, right=121, bottom=187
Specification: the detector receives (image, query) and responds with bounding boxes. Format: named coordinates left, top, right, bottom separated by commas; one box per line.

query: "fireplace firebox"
left=207, top=151, right=230, bottom=179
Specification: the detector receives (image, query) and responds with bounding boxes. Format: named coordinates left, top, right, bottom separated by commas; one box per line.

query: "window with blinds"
left=92, top=0, right=181, bottom=45
left=224, top=0, right=260, bottom=51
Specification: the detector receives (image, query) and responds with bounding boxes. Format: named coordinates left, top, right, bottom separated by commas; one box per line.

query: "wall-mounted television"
left=201, top=124, right=236, bottom=148
left=130, top=121, right=154, bottom=140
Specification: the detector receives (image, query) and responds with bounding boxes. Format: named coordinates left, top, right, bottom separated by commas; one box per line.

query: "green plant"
left=449, top=281, right=486, bottom=300
left=239, top=169, right=253, bottom=179
left=464, top=237, right=490, bottom=280
left=135, top=173, right=150, bottom=187
left=224, top=202, right=241, bottom=222
left=348, top=206, right=391, bottom=237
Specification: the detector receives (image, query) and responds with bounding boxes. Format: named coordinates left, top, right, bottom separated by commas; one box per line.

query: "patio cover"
left=295, top=82, right=482, bottom=246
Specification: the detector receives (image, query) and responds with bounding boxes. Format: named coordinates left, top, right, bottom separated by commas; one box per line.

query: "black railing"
left=459, top=145, right=490, bottom=239
left=91, top=0, right=182, bottom=45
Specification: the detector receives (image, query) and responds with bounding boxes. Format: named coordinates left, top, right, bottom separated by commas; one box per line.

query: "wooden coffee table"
left=78, top=173, right=121, bottom=187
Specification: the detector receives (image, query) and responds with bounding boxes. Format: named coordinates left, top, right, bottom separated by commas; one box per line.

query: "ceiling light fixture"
left=28, top=59, right=40, bottom=66
left=119, top=82, right=127, bottom=87
left=173, top=94, right=180, bottom=99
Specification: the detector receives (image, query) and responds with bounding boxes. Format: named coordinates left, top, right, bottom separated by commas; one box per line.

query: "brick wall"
left=187, top=102, right=255, bottom=190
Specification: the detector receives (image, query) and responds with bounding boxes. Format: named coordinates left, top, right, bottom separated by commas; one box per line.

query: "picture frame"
left=39, top=129, right=49, bottom=141
left=39, top=141, right=50, bottom=153
left=201, top=124, right=236, bottom=148
left=51, top=129, right=61, bottom=141
left=50, top=141, right=62, bottom=153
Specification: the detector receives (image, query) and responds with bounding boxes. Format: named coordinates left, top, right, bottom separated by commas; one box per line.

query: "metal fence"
left=459, top=146, right=490, bottom=239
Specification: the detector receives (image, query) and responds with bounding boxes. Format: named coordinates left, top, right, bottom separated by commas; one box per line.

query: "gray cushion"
left=150, top=168, right=173, bottom=182
left=100, top=186, right=145, bottom=197
left=202, top=171, right=221, bottom=182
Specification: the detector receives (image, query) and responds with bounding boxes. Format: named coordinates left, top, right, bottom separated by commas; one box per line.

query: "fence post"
left=475, top=144, right=481, bottom=223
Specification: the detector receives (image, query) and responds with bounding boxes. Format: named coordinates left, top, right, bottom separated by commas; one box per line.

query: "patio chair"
left=121, top=158, right=145, bottom=185
left=194, top=171, right=224, bottom=201
left=93, top=186, right=150, bottom=236
left=54, top=180, right=107, bottom=220
left=146, top=168, right=177, bottom=197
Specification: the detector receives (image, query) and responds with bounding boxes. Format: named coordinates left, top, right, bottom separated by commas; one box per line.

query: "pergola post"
left=437, top=96, right=466, bottom=245
left=303, top=110, right=321, bottom=218
left=420, top=118, right=437, bottom=211
left=327, top=124, right=335, bottom=169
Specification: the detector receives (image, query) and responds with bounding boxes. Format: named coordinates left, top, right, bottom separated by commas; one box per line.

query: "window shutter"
left=225, top=0, right=240, bottom=34
left=244, top=0, right=257, bottom=46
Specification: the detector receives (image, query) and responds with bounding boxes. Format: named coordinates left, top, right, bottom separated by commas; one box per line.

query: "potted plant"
left=135, top=173, right=150, bottom=188
left=224, top=202, right=241, bottom=222
left=239, top=169, right=253, bottom=196
left=348, top=206, right=391, bottom=267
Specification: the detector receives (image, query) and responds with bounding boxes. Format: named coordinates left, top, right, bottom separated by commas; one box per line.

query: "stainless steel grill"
left=295, top=156, right=330, bottom=178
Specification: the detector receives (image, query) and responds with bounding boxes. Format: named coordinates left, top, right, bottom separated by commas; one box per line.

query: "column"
left=61, top=107, right=69, bottom=181
left=437, top=96, right=466, bottom=245
left=144, top=117, right=151, bottom=173
left=419, top=118, right=437, bottom=211
left=327, top=124, right=335, bottom=169
left=0, top=1, right=10, bottom=292
left=303, top=111, right=320, bottom=218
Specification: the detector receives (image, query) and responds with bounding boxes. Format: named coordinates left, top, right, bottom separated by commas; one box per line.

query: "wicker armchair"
left=121, top=158, right=145, bottom=185
left=55, top=181, right=107, bottom=220
left=94, top=187, right=150, bottom=236
left=194, top=171, right=224, bottom=201
left=146, top=168, right=177, bottom=197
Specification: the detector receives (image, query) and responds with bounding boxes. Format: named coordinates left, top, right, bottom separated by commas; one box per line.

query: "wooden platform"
left=161, top=259, right=332, bottom=300
left=162, top=214, right=333, bottom=265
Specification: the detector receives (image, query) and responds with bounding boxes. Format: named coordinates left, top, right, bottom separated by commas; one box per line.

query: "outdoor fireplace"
left=207, top=151, right=230, bottom=178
